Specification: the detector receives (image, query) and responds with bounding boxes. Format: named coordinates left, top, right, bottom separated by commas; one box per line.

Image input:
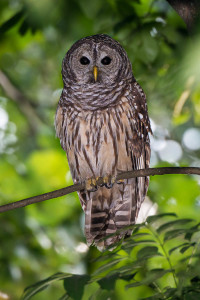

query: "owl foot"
left=85, top=175, right=117, bottom=191
left=85, top=177, right=98, bottom=192
left=102, top=175, right=116, bottom=189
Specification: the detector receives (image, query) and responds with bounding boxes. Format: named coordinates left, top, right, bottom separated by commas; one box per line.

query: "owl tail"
left=84, top=180, right=143, bottom=251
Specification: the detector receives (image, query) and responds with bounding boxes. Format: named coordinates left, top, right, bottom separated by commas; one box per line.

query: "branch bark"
left=166, top=0, right=200, bottom=31
left=0, top=167, right=200, bottom=214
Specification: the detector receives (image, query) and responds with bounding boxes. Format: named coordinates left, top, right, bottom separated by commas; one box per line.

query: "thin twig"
left=0, top=167, right=200, bottom=214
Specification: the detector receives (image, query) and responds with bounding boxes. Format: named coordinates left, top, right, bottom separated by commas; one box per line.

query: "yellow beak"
left=93, top=66, right=98, bottom=82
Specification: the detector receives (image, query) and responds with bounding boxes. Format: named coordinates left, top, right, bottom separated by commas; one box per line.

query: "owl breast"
left=58, top=97, right=137, bottom=185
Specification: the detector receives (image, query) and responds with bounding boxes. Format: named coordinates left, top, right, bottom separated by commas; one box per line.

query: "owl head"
left=62, top=34, right=133, bottom=85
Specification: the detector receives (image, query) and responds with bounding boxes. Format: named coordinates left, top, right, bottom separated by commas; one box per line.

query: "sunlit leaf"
left=89, top=288, right=115, bottom=300
left=180, top=243, right=196, bottom=254
left=93, top=257, right=127, bottom=276
left=157, top=218, right=194, bottom=234
left=93, top=252, right=119, bottom=263
left=131, top=233, right=151, bottom=238
left=185, top=223, right=200, bottom=240
left=164, top=229, right=186, bottom=242
left=146, top=213, right=177, bottom=224
left=122, top=239, right=156, bottom=250
left=169, top=242, right=191, bottom=255
left=137, top=246, right=163, bottom=259
left=126, top=269, right=173, bottom=288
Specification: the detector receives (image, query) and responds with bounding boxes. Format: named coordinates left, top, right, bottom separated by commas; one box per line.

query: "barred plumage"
left=55, top=34, right=151, bottom=250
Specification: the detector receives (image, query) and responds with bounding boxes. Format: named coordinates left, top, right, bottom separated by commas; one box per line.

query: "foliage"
left=22, top=213, right=200, bottom=300
left=0, top=0, right=200, bottom=299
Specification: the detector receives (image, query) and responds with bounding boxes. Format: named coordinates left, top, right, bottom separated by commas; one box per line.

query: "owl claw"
left=103, top=175, right=116, bottom=189
left=85, top=175, right=117, bottom=191
left=85, top=178, right=98, bottom=192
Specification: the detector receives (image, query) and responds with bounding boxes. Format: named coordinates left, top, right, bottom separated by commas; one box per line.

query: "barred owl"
left=55, top=34, right=151, bottom=250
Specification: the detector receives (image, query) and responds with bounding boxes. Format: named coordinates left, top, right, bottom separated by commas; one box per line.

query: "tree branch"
left=166, top=0, right=200, bottom=31
left=0, top=167, right=200, bottom=214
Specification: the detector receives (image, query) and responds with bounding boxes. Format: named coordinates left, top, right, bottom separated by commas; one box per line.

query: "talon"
left=91, top=178, right=97, bottom=186
left=103, top=176, right=109, bottom=185
left=96, top=176, right=104, bottom=187
left=103, top=175, right=116, bottom=189
left=85, top=178, right=98, bottom=192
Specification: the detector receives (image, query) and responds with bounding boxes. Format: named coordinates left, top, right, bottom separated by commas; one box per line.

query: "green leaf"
left=141, top=287, right=178, bottom=299
left=89, top=288, right=115, bottom=300
left=97, top=274, right=118, bottom=291
left=97, top=272, right=136, bottom=291
left=180, top=253, right=200, bottom=263
left=131, top=233, right=151, bottom=238
left=59, top=294, right=70, bottom=300
left=184, top=291, right=200, bottom=300
left=63, top=274, right=90, bottom=300
left=122, top=239, right=156, bottom=250
left=22, top=273, right=71, bottom=300
left=93, top=257, right=127, bottom=275
left=104, top=263, right=140, bottom=277
left=19, top=17, right=29, bottom=35
left=180, top=243, right=196, bottom=254
left=137, top=246, right=162, bottom=260
left=146, top=213, right=177, bottom=224
left=157, top=219, right=194, bottom=234
left=126, top=269, right=173, bottom=288
left=139, top=33, right=159, bottom=63
left=185, top=223, right=200, bottom=240
left=173, top=111, right=191, bottom=125
left=93, top=252, right=119, bottom=263
left=0, top=10, right=24, bottom=35
left=169, top=243, right=190, bottom=255
left=164, top=229, right=186, bottom=242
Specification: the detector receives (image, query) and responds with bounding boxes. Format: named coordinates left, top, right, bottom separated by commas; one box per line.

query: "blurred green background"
left=0, top=0, right=200, bottom=299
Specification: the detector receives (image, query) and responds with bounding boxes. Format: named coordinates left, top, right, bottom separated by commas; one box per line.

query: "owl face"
left=63, top=34, right=132, bottom=85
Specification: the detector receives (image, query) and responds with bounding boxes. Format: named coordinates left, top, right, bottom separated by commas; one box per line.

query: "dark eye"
left=101, top=56, right=112, bottom=65
left=80, top=56, right=90, bottom=65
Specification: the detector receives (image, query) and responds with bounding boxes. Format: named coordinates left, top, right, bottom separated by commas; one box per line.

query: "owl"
left=55, top=34, right=151, bottom=250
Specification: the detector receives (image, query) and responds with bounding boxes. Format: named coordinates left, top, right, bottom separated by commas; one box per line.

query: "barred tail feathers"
left=84, top=180, right=144, bottom=250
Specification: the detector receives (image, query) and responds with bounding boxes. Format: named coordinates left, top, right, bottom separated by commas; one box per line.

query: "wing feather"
left=128, top=81, right=151, bottom=219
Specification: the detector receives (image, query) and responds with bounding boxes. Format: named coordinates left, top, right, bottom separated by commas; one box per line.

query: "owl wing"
left=127, top=80, right=151, bottom=219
